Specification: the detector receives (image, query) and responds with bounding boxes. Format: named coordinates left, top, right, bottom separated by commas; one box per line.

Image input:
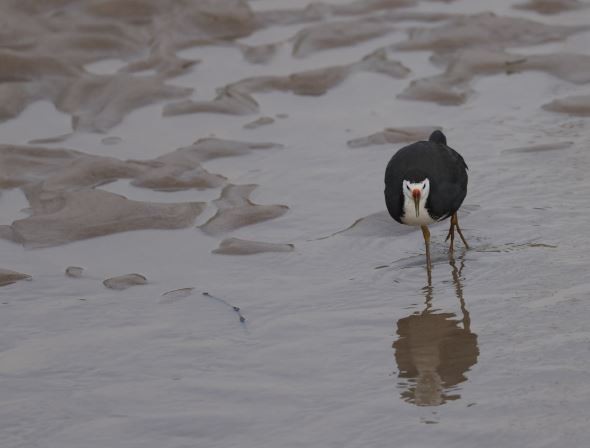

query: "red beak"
left=412, top=189, right=421, bottom=217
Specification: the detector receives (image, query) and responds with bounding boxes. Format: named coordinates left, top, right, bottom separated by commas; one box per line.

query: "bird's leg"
left=453, top=213, right=469, bottom=249
left=421, top=225, right=432, bottom=283
left=445, top=215, right=456, bottom=253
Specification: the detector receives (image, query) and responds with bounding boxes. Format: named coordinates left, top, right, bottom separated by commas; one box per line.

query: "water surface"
left=1, top=0, right=590, bottom=447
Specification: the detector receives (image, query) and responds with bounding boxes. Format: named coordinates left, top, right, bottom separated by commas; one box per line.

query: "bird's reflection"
left=393, top=253, right=478, bottom=406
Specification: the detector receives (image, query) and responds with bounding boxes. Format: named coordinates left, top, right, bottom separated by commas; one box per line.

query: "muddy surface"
left=400, top=49, right=590, bottom=105
left=212, top=237, right=294, bottom=255
left=103, top=273, right=148, bottom=290
left=1, top=0, right=590, bottom=447
left=348, top=125, right=442, bottom=147
left=243, top=116, right=275, bottom=129
left=514, top=0, right=587, bottom=15
left=0, top=268, right=31, bottom=287
left=543, top=93, right=590, bottom=115
left=65, top=266, right=84, bottom=278
left=163, top=48, right=409, bottom=116
left=199, top=184, right=289, bottom=235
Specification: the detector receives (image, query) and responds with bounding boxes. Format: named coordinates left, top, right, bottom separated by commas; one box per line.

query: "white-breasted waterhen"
left=384, top=130, right=468, bottom=275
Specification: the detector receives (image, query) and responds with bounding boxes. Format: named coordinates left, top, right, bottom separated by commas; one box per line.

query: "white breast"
left=400, top=197, right=436, bottom=226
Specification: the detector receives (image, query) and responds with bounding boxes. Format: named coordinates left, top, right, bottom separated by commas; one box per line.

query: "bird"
left=384, top=130, right=468, bottom=276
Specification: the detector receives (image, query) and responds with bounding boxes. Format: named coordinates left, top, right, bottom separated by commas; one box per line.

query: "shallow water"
left=1, top=0, right=590, bottom=447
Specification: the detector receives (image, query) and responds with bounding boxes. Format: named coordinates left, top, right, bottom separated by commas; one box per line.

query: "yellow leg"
left=454, top=213, right=469, bottom=249
left=445, top=215, right=456, bottom=253
left=445, top=213, right=468, bottom=251
left=421, top=225, right=432, bottom=283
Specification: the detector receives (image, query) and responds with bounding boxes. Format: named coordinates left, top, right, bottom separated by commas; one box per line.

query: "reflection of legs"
left=422, top=284, right=434, bottom=314
left=421, top=225, right=432, bottom=284
left=446, top=213, right=469, bottom=251
left=449, top=251, right=470, bottom=332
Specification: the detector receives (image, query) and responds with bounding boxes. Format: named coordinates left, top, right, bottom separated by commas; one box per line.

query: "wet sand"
left=1, top=0, right=590, bottom=447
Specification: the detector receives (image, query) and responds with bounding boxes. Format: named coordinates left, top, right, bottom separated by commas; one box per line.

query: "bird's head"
left=403, top=178, right=430, bottom=217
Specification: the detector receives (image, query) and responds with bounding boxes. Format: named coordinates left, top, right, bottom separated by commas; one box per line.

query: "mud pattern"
left=254, top=0, right=417, bottom=27
left=163, top=87, right=260, bottom=116
left=144, top=138, right=283, bottom=164
left=400, top=49, right=590, bottom=105
left=3, top=3, right=583, bottom=131
left=347, top=126, right=442, bottom=148
left=164, top=49, right=409, bottom=116
left=394, top=13, right=589, bottom=52
left=65, top=266, right=84, bottom=278
left=514, top=0, right=587, bottom=15
left=103, top=273, right=147, bottom=290
left=289, top=11, right=462, bottom=58
left=543, top=95, right=590, bottom=116
left=0, top=269, right=32, bottom=287
left=0, top=144, right=82, bottom=189
left=212, top=237, right=294, bottom=255
left=292, top=18, right=394, bottom=57
left=503, top=142, right=574, bottom=153
left=200, top=184, right=289, bottom=236
left=330, top=0, right=417, bottom=16
left=8, top=189, right=204, bottom=248
left=239, top=43, right=282, bottom=64
left=1, top=138, right=284, bottom=247
left=0, top=0, right=268, bottom=131
left=131, top=164, right=226, bottom=191
left=161, top=287, right=195, bottom=298
left=0, top=53, right=192, bottom=132
left=243, top=117, right=275, bottom=129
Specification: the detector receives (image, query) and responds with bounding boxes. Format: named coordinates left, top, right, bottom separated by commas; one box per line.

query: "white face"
left=402, top=178, right=430, bottom=200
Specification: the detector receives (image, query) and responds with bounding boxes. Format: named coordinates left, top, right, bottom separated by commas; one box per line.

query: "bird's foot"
left=457, top=226, right=469, bottom=249
left=453, top=213, right=469, bottom=249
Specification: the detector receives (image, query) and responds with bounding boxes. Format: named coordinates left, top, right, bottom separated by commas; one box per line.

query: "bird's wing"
left=429, top=181, right=467, bottom=220
left=384, top=184, right=404, bottom=223
left=384, top=155, right=406, bottom=223
left=445, top=146, right=468, bottom=171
